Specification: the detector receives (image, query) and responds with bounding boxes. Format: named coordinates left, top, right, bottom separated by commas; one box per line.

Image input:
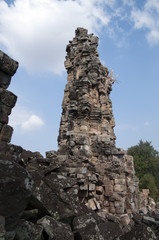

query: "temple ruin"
left=57, top=28, right=139, bottom=218
left=0, top=28, right=158, bottom=239
left=0, top=29, right=155, bottom=221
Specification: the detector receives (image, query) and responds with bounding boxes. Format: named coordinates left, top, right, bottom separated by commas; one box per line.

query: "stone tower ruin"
left=58, top=28, right=116, bottom=157
left=58, top=28, right=139, bottom=218
left=0, top=30, right=156, bottom=238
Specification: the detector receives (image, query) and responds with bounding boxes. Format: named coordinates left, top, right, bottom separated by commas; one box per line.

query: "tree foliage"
left=127, top=140, right=159, bottom=199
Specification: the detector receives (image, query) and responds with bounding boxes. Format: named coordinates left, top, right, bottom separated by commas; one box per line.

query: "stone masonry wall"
left=0, top=50, right=18, bottom=143
left=57, top=28, right=139, bottom=220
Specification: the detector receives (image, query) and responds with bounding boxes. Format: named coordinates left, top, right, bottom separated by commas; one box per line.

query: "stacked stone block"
left=58, top=27, right=116, bottom=155
left=0, top=50, right=18, bottom=143
left=57, top=28, right=139, bottom=219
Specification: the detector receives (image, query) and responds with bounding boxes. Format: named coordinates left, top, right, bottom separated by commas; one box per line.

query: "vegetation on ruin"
left=128, top=140, right=159, bottom=199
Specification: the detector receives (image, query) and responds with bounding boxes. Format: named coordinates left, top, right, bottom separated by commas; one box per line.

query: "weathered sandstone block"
left=0, top=125, right=13, bottom=142
left=0, top=70, right=11, bottom=89
left=0, top=50, right=18, bottom=76
left=0, top=88, right=17, bottom=108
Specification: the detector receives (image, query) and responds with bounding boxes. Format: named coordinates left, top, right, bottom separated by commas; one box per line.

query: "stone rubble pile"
left=1, top=143, right=159, bottom=240
left=0, top=28, right=159, bottom=240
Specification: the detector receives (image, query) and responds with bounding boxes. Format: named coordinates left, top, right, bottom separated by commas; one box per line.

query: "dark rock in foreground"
left=0, top=159, right=33, bottom=239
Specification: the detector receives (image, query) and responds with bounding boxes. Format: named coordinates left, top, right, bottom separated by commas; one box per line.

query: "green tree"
left=127, top=140, right=159, bottom=199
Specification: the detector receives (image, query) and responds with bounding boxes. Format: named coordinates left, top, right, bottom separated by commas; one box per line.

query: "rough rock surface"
left=37, top=216, right=74, bottom=240
left=118, top=223, right=158, bottom=240
left=73, top=213, right=122, bottom=240
left=0, top=159, right=33, bottom=239
left=1, top=28, right=159, bottom=240
left=15, top=219, right=43, bottom=240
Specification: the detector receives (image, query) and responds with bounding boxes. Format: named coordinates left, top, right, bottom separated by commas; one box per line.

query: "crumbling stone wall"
left=0, top=50, right=18, bottom=143
left=57, top=28, right=139, bottom=219
left=138, top=189, right=156, bottom=214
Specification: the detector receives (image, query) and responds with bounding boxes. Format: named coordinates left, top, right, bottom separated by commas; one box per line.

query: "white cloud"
left=9, top=105, right=45, bottom=131
left=0, top=0, right=111, bottom=74
left=122, top=0, right=135, bottom=7
left=116, top=123, right=137, bottom=132
left=144, top=121, right=150, bottom=126
left=131, top=0, right=159, bottom=45
left=22, top=114, right=45, bottom=131
left=1, top=0, right=157, bottom=75
left=9, top=105, right=30, bottom=127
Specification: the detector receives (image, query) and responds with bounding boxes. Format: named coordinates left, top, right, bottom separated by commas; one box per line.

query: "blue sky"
left=0, top=0, right=159, bottom=156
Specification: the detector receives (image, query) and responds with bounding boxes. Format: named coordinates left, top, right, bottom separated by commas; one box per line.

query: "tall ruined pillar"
left=0, top=50, right=18, bottom=143
left=58, top=28, right=117, bottom=157
left=58, top=28, right=139, bottom=219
